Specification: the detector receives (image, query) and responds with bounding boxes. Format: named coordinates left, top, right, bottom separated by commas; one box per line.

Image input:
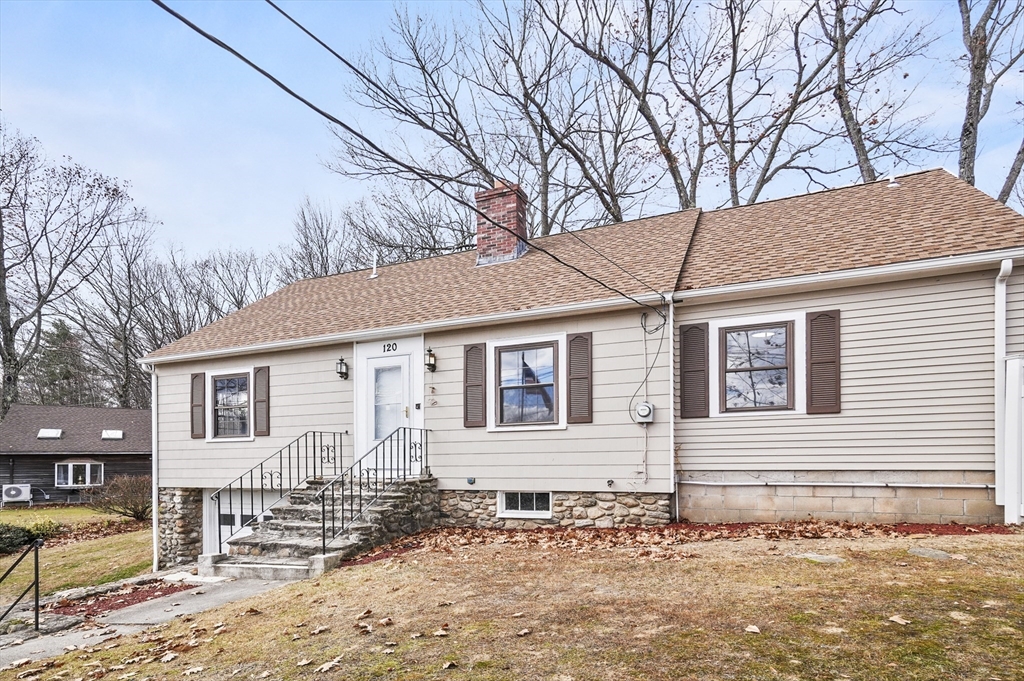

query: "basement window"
left=498, top=491, right=552, bottom=519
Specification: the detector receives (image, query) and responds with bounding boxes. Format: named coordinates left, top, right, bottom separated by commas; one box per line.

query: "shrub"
left=25, top=518, right=63, bottom=541
left=85, top=475, right=152, bottom=521
left=0, top=523, right=32, bottom=554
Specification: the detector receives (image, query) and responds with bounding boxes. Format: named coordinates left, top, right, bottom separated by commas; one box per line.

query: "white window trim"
left=55, top=461, right=104, bottom=487
left=709, top=311, right=806, bottom=418
left=205, top=366, right=255, bottom=443
left=486, top=332, right=568, bottom=432
left=496, top=491, right=553, bottom=519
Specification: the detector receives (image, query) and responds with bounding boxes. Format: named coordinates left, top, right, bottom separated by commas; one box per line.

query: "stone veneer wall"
left=440, top=490, right=672, bottom=528
left=678, top=470, right=1001, bottom=524
left=157, top=487, right=204, bottom=568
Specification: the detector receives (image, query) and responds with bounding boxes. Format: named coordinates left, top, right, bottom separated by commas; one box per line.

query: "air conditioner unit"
left=2, top=484, right=32, bottom=507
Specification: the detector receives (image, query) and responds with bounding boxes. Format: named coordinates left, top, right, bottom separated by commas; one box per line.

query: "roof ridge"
left=698, top=168, right=951, bottom=215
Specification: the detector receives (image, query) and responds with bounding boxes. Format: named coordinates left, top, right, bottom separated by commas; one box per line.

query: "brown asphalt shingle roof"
left=145, top=211, right=700, bottom=360
left=146, top=169, right=1023, bottom=362
left=678, top=169, right=1024, bottom=290
left=0, top=404, right=151, bottom=454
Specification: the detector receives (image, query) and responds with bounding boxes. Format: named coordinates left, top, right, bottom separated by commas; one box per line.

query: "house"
left=0, top=404, right=152, bottom=505
left=142, top=170, right=1023, bottom=571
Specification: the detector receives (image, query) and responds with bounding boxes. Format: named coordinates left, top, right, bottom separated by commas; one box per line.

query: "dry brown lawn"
left=8, top=529, right=1024, bottom=680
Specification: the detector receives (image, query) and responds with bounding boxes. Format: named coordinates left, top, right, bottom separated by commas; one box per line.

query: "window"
left=499, top=491, right=552, bottom=518
left=497, top=342, right=557, bottom=424
left=55, top=462, right=103, bottom=487
left=720, top=322, right=794, bottom=411
left=213, top=373, right=249, bottom=437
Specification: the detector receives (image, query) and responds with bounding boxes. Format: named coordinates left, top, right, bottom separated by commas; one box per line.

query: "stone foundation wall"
left=678, top=470, right=1001, bottom=524
left=157, top=487, right=204, bottom=568
left=440, top=490, right=672, bottom=528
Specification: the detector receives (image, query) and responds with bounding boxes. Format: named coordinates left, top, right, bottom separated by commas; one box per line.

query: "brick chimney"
left=475, top=179, right=528, bottom=266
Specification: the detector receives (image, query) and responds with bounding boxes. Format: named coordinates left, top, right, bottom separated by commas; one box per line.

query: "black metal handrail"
left=211, top=431, right=347, bottom=551
left=1, top=538, right=44, bottom=631
left=314, top=427, right=429, bottom=555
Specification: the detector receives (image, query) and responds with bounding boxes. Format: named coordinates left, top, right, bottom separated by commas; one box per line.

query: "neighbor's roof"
left=677, top=169, right=1024, bottom=290
left=0, top=404, right=151, bottom=455
left=144, top=211, right=701, bottom=361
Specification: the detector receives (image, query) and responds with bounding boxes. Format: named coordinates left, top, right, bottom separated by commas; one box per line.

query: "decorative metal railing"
left=314, top=427, right=429, bottom=555
left=211, top=431, right=347, bottom=551
left=1, top=538, right=44, bottom=630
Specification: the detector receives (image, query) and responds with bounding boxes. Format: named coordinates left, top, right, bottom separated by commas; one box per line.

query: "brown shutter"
left=190, top=373, right=205, bottom=439
left=463, top=344, right=486, bottom=427
left=680, top=323, right=709, bottom=418
left=253, top=366, right=270, bottom=436
left=806, top=310, right=841, bottom=414
left=567, top=332, right=593, bottom=424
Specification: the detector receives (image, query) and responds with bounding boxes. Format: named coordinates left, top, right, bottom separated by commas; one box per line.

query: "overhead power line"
left=149, top=0, right=667, bottom=317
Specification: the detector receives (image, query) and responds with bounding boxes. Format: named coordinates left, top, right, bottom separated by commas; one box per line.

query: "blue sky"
left=1, top=1, right=1020, bottom=255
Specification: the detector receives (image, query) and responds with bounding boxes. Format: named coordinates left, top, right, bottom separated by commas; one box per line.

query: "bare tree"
left=137, top=248, right=223, bottom=353
left=818, top=0, right=943, bottom=183
left=0, top=122, right=143, bottom=418
left=957, top=0, right=1024, bottom=193
left=206, top=247, right=278, bottom=315
left=61, top=220, right=156, bottom=408
left=276, top=197, right=366, bottom=283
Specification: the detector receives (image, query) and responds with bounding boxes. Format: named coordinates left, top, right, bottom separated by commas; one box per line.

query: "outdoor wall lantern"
left=336, top=357, right=349, bottom=380
left=425, top=347, right=437, bottom=372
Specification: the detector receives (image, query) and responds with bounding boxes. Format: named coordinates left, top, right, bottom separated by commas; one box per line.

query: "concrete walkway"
left=0, top=572, right=295, bottom=666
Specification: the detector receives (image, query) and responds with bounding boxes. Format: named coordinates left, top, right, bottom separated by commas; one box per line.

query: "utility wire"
left=262, top=0, right=667, bottom=305
left=149, top=0, right=666, bottom=317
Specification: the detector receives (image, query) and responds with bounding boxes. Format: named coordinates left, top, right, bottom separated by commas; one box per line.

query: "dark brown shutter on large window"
left=190, top=373, right=205, bottom=439
left=680, top=323, right=710, bottom=418
left=806, top=310, right=841, bottom=414
left=567, top=332, right=593, bottom=424
left=464, top=344, right=486, bottom=427
left=253, top=366, right=270, bottom=436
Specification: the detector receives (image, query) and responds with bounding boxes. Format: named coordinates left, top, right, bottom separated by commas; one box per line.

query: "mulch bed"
left=349, top=520, right=1016, bottom=564
left=43, top=581, right=198, bottom=618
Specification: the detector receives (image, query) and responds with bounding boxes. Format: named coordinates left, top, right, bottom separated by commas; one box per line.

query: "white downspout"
left=141, top=364, right=160, bottom=573
left=666, top=299, right=677, bottom=516
left=994, top=259, right=1013, bottom=506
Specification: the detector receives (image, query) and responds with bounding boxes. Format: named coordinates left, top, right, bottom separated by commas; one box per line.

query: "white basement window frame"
left=55, top=461, right=103, bottom=487
left=497, top=491, right=553, bottom=519
left=708, top=311, right=807, bottom=418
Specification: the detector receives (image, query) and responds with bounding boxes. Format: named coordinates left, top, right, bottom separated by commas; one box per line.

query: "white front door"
left=365, top=354, right=411, bottom=452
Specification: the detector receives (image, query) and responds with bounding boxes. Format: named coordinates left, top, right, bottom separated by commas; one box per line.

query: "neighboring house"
left=143, top=169, right=1024, bottom=569
left=0, top=404, right=152, bottom=505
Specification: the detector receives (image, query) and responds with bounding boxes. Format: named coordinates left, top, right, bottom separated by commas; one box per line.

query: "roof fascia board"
left=673, top=247, right=1024, bottom=304
left=142, top=292, right=669, bottom=366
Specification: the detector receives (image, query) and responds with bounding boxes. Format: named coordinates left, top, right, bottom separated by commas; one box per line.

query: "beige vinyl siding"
left=157, top=344, right=354, bottom=488
left=1008, top=270, right=1024, bottom=356
left=424, top=309, right=673, bottom=493
left=675, top=267, right=1021, bottom=472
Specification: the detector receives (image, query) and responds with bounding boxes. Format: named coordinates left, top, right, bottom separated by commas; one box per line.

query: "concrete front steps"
left=198, top=477, right=439, bottom=580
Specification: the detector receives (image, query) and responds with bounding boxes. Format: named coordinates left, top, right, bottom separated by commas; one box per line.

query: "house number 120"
left=382, top=343, right=398, bottom=353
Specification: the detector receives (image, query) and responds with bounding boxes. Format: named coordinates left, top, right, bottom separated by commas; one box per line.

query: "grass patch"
left=0, top=505, right=115, bottom=527
left=0, top=529, right=151, bottom=597
left=9, top=532, right=1024, bottom=679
